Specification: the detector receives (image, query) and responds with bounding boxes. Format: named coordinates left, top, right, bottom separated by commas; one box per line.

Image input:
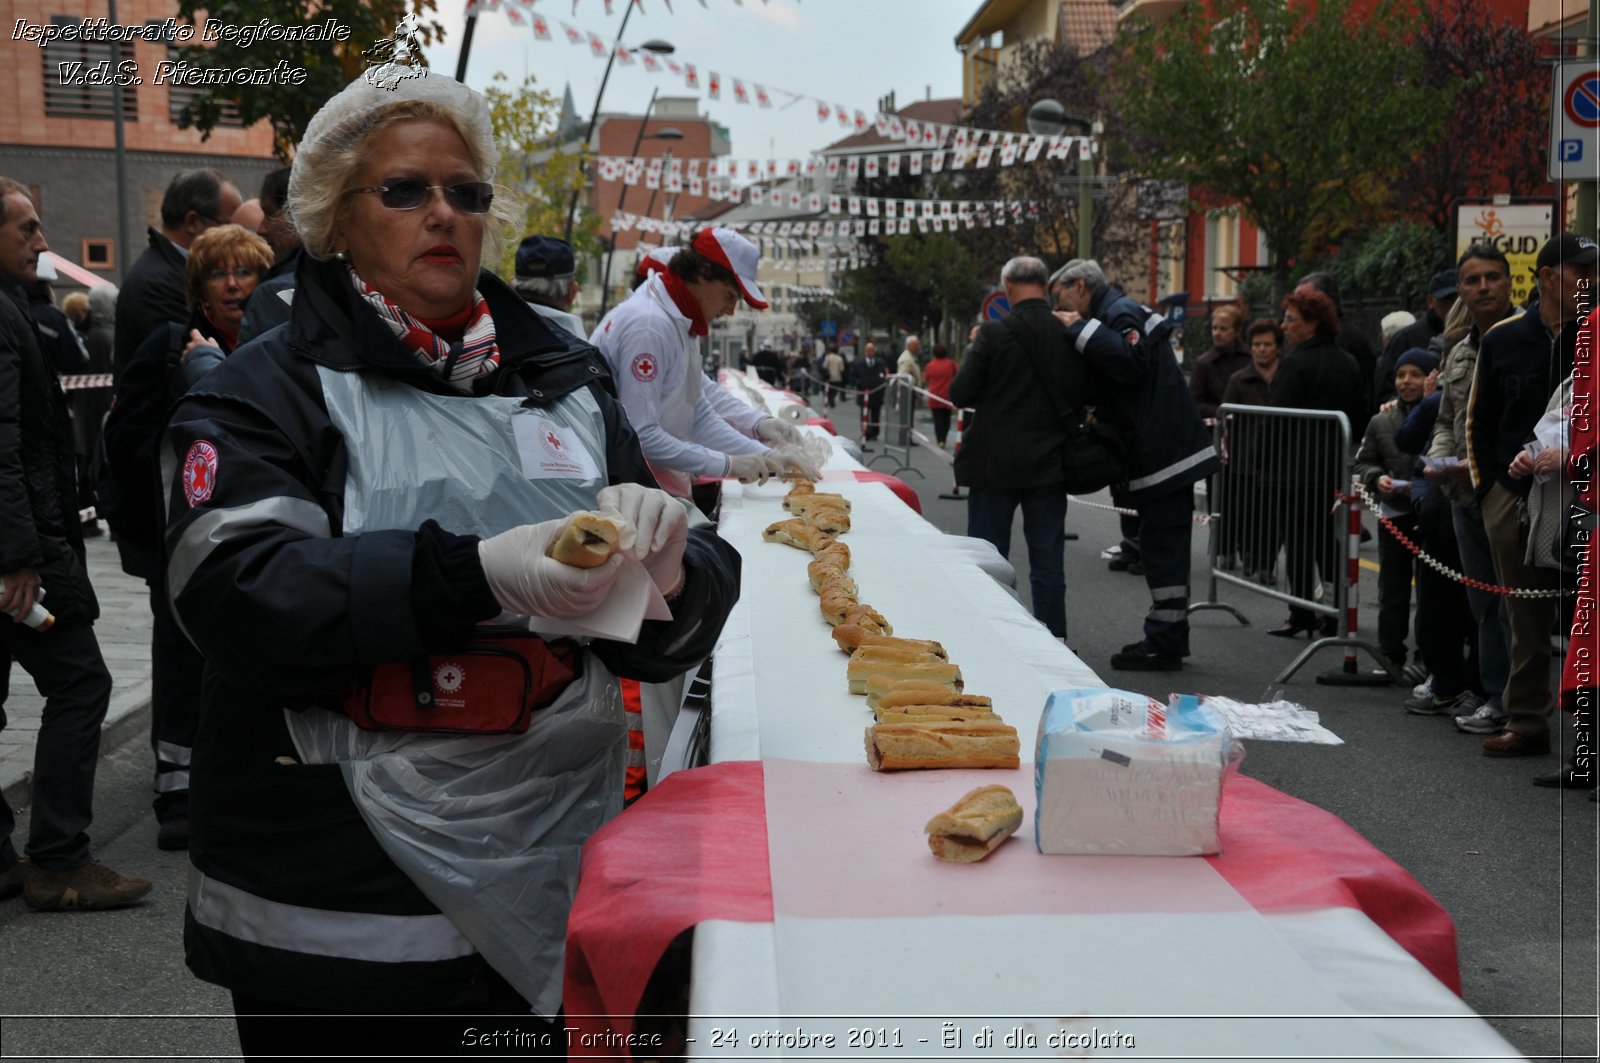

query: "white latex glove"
left=477, top=520, right=624, bottom=619
left=768, top=445, right=823, bottom=481
left=727, top=452, right=782, bottom=484
left=597, top=483, right=689, bottom=596
left=755, top=416, right=803, bottom=446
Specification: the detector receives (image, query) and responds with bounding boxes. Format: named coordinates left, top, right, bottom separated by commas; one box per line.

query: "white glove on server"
left=597, top=483, right=689, bottom=596
left=726, top=452, right=784, bottom=485
left=478, top=520, right=624, bottom=618
left=755, top=416, right=804, bottom=447
left=768, top=445, right=823, bottom=481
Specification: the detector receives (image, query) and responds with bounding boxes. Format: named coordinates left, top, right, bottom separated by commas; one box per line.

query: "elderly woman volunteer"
left=161, top=72, right=739, bottom=1057
left=593, top=228, right=813, bottom=500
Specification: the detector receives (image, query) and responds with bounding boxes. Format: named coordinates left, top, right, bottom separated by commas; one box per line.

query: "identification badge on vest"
left=514, top=414, right=602, bottom=481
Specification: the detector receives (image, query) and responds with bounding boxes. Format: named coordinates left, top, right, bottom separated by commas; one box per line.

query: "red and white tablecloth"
left=564, top=449, right=1521, bottom=1061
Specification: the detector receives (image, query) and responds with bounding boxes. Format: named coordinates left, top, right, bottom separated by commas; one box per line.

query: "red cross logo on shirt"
left=545, top=430, right=564, bottom=452
left=630, top=352, right=659, bottom=382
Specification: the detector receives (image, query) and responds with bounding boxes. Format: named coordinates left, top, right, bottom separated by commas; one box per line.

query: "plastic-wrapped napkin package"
left=1034, top=688, right=1239, bottom=856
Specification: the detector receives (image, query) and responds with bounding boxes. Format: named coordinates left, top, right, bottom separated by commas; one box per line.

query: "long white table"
left=680, top=465, right=1522, bottom=1061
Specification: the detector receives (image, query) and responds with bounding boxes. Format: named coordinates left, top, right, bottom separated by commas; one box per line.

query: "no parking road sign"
left=1549, top=60, right=1600, bottom=182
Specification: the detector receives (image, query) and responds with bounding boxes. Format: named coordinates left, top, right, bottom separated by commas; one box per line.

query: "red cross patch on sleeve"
left=182, top=440, right=219, bottom=507
left=631, top=352, right=659, bottom=382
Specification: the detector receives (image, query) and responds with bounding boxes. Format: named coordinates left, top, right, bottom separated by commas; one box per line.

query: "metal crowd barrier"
left=863, top=375, right=922, bottom=479
left=1191, top=403, right=1398, bottom=685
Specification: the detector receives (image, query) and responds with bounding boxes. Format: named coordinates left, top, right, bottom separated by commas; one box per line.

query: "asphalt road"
left=1, top=399, right=1594, bottom=1062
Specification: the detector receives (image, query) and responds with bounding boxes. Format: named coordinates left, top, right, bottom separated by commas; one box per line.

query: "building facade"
left=1, top=0, right=282, bottom=288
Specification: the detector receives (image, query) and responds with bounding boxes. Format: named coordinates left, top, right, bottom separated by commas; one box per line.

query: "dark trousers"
left=967, top=486, right=1068, bottom=638
left=931, top=407, right=952, bottom=446
left=1376, top=512, right=1416, bottom=663
left=0, top=618, right=112, bottom=872
left=1414, top=518, right=1479, bottom=699
left=232, top=985, right=564, bottom=1061
left=1118, top=512, right=1141, bottom=561
left=862, top=393, right=885, bottom=441
left=149, top=578, right=201, bottom=821
left=1135, top=488, right=1194, bottom=657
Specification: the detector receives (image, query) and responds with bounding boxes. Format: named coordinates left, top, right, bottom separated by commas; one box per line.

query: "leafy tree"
left=172, top=0, right=445, bottom=161
left=1109, top=0, right=1455, bottom=293
left=1321, top=220, right=1451, bottom=308
left=1391, top=0, right=1551, bottom=233
left=830, top=164, right=985, bottom=335
left=483, top=73, right=599, bottom=280
left=954, top=37, right=1160, bottom=281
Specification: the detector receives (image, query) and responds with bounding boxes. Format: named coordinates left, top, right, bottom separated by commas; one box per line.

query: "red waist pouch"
left=345, top=629, right=581, bottom=735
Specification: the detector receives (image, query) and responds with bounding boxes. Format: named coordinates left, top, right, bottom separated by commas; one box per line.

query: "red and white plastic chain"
left=1353, top=480, right=1565, bottom=599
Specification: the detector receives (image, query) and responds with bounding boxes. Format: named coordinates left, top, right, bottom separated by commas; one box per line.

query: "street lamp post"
left=1027, top=98, right=1098, bottom=261
left=599, top=120, right=684, bottom=317
left=562, top=25, right=676, bottom=242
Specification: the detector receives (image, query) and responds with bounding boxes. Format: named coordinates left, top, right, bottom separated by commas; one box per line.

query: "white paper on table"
left=526, top=556, right=671, bottom=643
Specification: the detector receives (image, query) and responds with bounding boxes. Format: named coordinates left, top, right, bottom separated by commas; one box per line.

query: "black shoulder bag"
left=999, top=312, right=1128, bottom=494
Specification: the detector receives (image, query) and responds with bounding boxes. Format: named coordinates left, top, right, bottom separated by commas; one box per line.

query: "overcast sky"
left=425, top=0, right=976, bottom=161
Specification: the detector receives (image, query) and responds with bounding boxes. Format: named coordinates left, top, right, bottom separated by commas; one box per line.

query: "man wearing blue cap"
left=513, top=234, right=584, bottom=338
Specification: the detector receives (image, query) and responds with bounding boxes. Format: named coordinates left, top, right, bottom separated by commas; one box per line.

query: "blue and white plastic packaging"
left=1034, top=688, right=1240, bottom=856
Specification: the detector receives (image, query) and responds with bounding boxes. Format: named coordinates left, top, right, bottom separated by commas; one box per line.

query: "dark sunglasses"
left=346, top=180, right=494, bottom=213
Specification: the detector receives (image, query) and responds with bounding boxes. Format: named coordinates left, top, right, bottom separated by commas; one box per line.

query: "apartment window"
left=82, top=239, right=114, bottom=271
left=42, top=17, right=137, bottom=121
left=166, top=46, right=245, bottom=127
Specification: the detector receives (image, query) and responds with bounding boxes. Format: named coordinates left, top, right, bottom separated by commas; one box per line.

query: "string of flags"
left=590, top=132, right=1093, bottom=193
left=612, top=197, right=1037, bottom=239
left=467, top=4, right=1098, bottom=161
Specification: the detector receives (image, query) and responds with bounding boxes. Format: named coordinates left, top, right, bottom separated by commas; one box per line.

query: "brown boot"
left=22, top=862, right=153, bottom=911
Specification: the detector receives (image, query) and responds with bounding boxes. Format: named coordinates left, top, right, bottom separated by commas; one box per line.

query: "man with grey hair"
left=114, top=168, right=241, bottom=377
left=0, top=177, right=153, bottom=908
left=950, top=256, right=1073, bottom=639
left=512, top=234, right=584, bottom=337
left=896, top=334, right=923, bottom=386
left=1052, top=258, right=1219, bottom=671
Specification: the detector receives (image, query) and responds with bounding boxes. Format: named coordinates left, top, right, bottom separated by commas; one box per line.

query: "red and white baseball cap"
left=692, top=227, right=768, bottom=309
left=635, top=245, right=681, bottom=279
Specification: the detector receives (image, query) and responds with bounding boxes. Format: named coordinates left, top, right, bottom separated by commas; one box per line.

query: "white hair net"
left=290, top=70, right=498, bottom=207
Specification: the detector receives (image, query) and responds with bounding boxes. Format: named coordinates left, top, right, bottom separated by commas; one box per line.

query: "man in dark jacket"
left=237, top=166, right=301, bottom=345
left=1376, top=269, right=1457, bottom=403
left=0, top=177, right=151, bottom=910
left=1053, top=259, right=1221, bottom=671
left=951, top=257, right=1073, bottom=638
left=849, top=341, right=892, bottom=442
left=113, top=168, right=241, bottom=377
left=1466, top=233, right=1597, bottom=758
left=109, top=169, right=239, bottom=850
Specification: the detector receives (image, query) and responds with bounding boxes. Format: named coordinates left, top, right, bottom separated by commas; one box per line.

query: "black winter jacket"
left=1270, top=334, right=1367, bottom=450
left=113, top=228, right=187, bottom=377
left=167, top=254, right=741, bottom=1009
left=1063, top=288, right=1220, bottom=504
left=0, top=286, right=96, bottom=623
left=1466, top=298, right=1579, bottom=498
left=949, top=298, right=1078, bottom=491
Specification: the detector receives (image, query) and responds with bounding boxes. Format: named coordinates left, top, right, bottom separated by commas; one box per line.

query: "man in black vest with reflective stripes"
left=1053, top=259, right=1220, bottom=671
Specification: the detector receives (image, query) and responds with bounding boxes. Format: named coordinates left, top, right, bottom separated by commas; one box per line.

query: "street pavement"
left=1, top=397, right=1594, bottom=1061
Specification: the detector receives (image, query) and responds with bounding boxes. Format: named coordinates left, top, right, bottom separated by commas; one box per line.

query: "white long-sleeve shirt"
left=590, top=275, right=766, bottom=496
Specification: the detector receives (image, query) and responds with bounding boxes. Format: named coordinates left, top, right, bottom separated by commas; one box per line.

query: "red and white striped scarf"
left=348, top=267, right=500, bottom=392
